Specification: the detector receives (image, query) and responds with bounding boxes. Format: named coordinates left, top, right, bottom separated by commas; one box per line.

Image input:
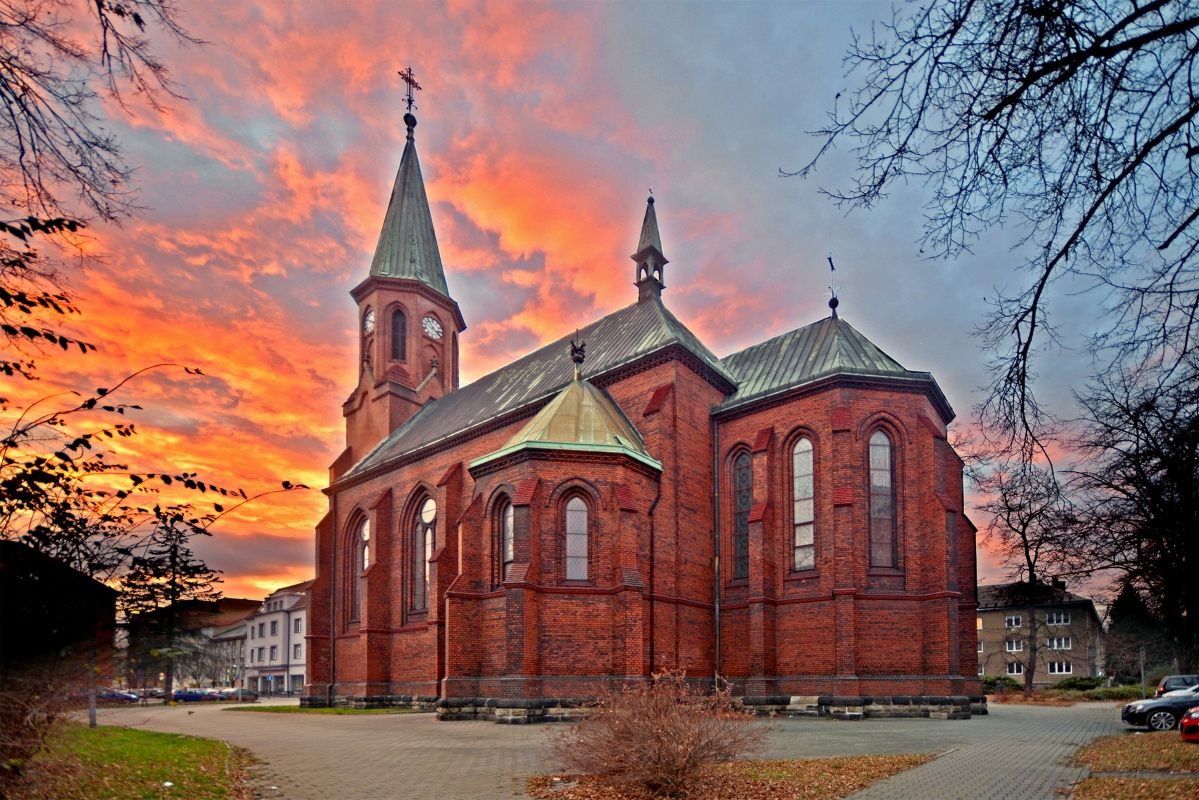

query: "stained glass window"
left=565, top=497, right=588, bottom=580
left=413, top=498, right=436, bottom=609
left=733, top=453, right=752, bottom=579
left=792, top=438, right=815, bottom=570
left=499, top=500, right=514, bottom=583
left=869, top=431, right=895, bottom=567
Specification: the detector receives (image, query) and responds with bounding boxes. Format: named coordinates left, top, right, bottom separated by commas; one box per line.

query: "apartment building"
left=977, top=581, right=1104, bottom=687
left=245, top=580, right=312, bottom=695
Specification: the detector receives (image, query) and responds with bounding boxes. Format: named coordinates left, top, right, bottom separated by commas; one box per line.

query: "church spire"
left=367, top=110, right=451, bottom=298
left=631, top=194, right=668, bottom=302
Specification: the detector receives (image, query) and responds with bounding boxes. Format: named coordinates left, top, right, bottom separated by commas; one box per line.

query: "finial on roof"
left=399, top=67, right=422, bottom=140
left=570, top=331, right=586, bottom=380
left=827, top=252, right=840, bottom=318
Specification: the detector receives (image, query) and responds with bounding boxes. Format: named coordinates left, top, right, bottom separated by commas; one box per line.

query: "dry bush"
left=550, top=672, right=770, bottom=797
left=0, top=658, right=85, bottom=792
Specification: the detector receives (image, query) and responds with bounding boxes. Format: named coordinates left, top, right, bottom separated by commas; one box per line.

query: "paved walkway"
left=92, top=700, right=1125, bottom=800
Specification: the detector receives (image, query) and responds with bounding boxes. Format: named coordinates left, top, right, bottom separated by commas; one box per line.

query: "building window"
left=1007, top=662, right=1024, bottom=675
left=733, top=452, right=752, bottom=580
left=978, top=663, right=984, bottom=676
left=868, top=430, right=896, bottom=567
left=250, top=628, right=255, bottom=640
left=294, top=618, right=302, bottom=634
left=269, top=645, right=277, bottom=661
left=1047, top=637, right=1072, bottom=650
left=1047, top=611, right=1071, bottom=625
left=249, top=649, right=254, bottom=663
left=270, top=621, right=278, bottom=636
left=1048, top=661, right=1073, bottom=674
left=792, top=438, right=815, bottom=571
left=977, top=641, right=984, bottom=653
left=355, top=518, right=370, bottom=620
left=1005, top=615, right=1022, bottom=628
left=258, top=623, right=265, bottom=637
left=293, top=644, right=302, bottom=659
left=1006, top=639, right=1024, bottom=652
left=258, top=647, right=265, bottom=661
left=391, top=309, right=407, bottom=361
left=413, top=497, right=436, bottom=610
left=498, top=499, right=514, bottom=584
left=565, top=496, right=589, bottom=581
left=976, top=617, right=983, bottom=630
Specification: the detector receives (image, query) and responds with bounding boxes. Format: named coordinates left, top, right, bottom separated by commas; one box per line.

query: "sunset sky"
left=17, top=1, right=1102, bottom=599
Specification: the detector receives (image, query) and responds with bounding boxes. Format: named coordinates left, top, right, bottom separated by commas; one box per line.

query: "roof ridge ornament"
left=399, top=66, right=422, bottom=139
left=570, top=330, right=586, bottom=381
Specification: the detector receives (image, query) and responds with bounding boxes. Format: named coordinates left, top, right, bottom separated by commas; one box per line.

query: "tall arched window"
left=391, top=309, right=407, bottom=361
left=792, top=438, right=815, bottom=570
left=733, top=452, right=752, bottom=580
left=564, top=497, right=588, bottom=581
left=353, top=518, right=369, bottom=621
left=413, top=498, right=436, bottom=609
left=869, top=430, right=896, bottom=567
left=498, top=499, right=514, bottom=585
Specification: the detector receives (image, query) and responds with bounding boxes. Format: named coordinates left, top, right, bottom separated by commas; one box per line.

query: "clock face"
left=362, top=309, right=375, bottom=335
left=422, top=316, right=443, bottom=339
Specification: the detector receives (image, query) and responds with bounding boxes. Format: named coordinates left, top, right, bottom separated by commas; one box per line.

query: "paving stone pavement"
left=92, top=700, right=1126, bottom=800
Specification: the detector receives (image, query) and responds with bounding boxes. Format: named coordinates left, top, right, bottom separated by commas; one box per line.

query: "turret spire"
left=367, top=75, right=450, bottom=298
left=631, top=195, right=668, bottom=302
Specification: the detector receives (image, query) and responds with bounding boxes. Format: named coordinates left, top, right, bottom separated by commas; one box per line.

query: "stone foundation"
left=300, top=694, right=439, bottom=711
left=737, top=694, right=987, bottom=720
left=435, top=697, right=591, bottom=724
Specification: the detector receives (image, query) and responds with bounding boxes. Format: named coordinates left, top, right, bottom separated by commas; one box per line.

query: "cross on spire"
left=398, top=66, right=422, bottom=113
left=827, top=252, right=840, bottom=317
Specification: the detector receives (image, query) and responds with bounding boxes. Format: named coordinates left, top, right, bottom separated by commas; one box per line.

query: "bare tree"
left=979, top=464, right=1072, bottom=690
left=1064, top=356, right=1199, bottom=669
left=792, top=0, right=1199, bottom=462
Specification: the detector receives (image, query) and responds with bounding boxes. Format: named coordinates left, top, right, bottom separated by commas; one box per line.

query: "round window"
left=360, top=519, right=370, bottom=542
left=420, top=497, right=437, bottom=524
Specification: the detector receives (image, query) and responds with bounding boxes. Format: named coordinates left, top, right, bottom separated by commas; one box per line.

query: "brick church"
left=305, top=108, right=983, bottom=718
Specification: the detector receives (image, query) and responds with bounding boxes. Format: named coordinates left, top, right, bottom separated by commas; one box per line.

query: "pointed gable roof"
left=343, top=294, right=734, bottom=480
left=633, top=197, right=665, bottom=262
left=368, top=114, right=450, bottom=297
left=718, top=315, right=953, bottom=420
left=470, top=378, right=661, bottom=472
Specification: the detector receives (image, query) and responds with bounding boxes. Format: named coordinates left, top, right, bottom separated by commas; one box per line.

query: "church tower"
left=632, top=195, right=667, bottom=302
left=338, top=108, right=465, bottom=477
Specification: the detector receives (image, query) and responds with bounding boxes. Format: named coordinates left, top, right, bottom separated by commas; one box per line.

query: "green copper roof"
left=718, top=315, right=952, bottom=418
left=470, top=378, right=661, bottom=471
left=368, top=116, right=450, bottom=297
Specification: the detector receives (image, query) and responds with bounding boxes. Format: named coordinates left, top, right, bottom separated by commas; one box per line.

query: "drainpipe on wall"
left=711, top=415, right=721, bottom=682
left=646, top=486, right=662, bottom=675
left=327, top=491, right=337, bottom=707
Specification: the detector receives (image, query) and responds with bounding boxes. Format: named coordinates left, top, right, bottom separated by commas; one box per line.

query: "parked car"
left=172, top=689, right=218, bottom=703
left=1182, top=707, right=1199, bottom=743
left=1163, top=684, right=1199, bottom=699
left=217, top=688, right=258, bottom=702
left=74, top=689, right=138, bottom=704
left=1154, top=674, right=1198, bottom=698
left=1122, top=693, right=1199, bottom=731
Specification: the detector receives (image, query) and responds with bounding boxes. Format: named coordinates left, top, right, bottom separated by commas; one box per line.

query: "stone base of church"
left=737, top=694, right=987, bottom=720
left=299, top=688, right=439, bottom=711
left=435, top=697, right=592, bottom=724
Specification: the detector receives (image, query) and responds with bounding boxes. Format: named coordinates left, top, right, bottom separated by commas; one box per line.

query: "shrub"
left=1053, top=676, right=1104, bottom=691
left=0, top=658, right=85, bottom=790
left=549, top=672, right=769, bottom=797
left=982, top=676, right=1022, bottom=694
left=1082, top=686, right=1144, bottom=701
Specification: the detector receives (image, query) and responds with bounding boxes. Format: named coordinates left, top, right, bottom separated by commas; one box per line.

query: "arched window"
left=792, top=438, right=815, bottom=570
left=413, top=497, right=436, bottom=609
left=391, top=309, right=407, bottom=361
left=869, top=430, right=896, bottom=567
left=733, top=452, right=752, bottom=580
left=352, top=518, right=369, bottom=621
left=564, top=497, right=588, bottom=581
left=497, top=499, right=514, bottom=584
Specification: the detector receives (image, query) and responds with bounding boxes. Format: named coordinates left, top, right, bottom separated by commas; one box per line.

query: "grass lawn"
left=527, top=754, right=935, bottom=800
left=7, top=723, right=254, bottom=800
left=1074, top=732, right=1199, bottom=774
left=222, top=705, right=427, bottom=714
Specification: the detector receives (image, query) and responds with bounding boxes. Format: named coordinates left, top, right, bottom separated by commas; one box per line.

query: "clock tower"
left=335, top=109, right=466, bottom=480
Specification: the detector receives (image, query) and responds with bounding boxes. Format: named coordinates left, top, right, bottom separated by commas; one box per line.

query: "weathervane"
left=570, top=330, right=586, bottom=380
left=398, top=66, right=422, bottom=113
left=826, top=252, right=840, bottom=317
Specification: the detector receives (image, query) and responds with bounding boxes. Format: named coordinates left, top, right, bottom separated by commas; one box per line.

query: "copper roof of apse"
left=367, top=118, right=451, bottom=297
left=718, top=315, right=953, bottom=418
left=470, top=378, right=661, bottom=472
left=343, top=295, right=733, bottom=478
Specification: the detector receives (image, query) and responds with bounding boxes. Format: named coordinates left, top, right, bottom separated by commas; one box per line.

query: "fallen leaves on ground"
left=1072, top=777, right=1199, bottom=800
left=527, top=754, right=935, bottom=800
left=1074, top=733, right=1199, bottom=774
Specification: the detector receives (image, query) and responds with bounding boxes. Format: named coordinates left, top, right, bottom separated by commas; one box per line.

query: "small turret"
left=631, top=196, right=668, bottom=302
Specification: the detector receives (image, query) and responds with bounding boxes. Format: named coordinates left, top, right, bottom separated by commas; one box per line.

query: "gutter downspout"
left=711, top=414, right=721, bottom=681
left=646, top=486, right=662, bottom=674
left=327, top=491, right=337, bottom=708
